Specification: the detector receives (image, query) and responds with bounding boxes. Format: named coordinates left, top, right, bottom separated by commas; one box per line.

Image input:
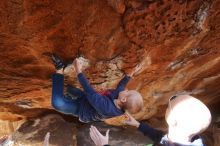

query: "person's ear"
left=120, top=96, right=127, bottom=103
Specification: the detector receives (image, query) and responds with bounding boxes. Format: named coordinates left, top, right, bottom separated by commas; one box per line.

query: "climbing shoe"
left=51, top=54, right=65, bottom=70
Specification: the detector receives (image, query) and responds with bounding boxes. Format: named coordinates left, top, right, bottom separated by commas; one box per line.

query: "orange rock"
left=0, top=0, right=219, bottom=129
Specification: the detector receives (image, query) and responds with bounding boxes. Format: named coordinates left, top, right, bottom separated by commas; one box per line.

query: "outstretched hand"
left=89, top=125, right=109, bottom=146
left=0, top=135, right=8, bottom=144
left=128, top=63, right=143, bottom=77
left=73, top=58, right=82, bottom=74
left=123, top=112, right=140, bottom=128
left=43, top=132, right=50, bottom=146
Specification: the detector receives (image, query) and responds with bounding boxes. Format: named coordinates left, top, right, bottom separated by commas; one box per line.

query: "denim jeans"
left=51, top=73, right=85, bottom=116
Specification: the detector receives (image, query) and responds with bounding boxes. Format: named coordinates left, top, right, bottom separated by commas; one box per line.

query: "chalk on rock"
left=64, top=56, right=90, bottom=75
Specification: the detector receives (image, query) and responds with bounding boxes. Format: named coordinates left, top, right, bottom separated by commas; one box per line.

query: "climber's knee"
left=51, top=95, right=65, bottom=111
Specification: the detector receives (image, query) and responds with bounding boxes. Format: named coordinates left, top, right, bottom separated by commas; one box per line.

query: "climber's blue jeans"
left=51, top=73, right=85, bottom=116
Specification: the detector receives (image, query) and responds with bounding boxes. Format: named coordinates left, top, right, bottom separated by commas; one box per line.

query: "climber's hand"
left=0, top=135, right=7, bottom=143
left=123, top=112, right=140, bottom=128
left=73, top=58, right=82, bottom=74
left=128, top=63, right=142, bottom=77
left=43, top=132, right=50, bottom=146
left=90, top=125, right=109, bottom=146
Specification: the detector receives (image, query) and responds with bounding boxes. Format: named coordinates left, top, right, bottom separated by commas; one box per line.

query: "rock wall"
left=0, top=120, right=24, bottom=136
left=4, top=114, right=220, bottom=146
left=12, top=114, right=77, bottom=146
left=0, top=0, right=219, bottom=122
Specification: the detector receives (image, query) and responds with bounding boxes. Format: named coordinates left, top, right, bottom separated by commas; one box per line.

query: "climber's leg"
left=51, top=73, right=80, bottom=116
left=66, top=85, right=85, bottom=100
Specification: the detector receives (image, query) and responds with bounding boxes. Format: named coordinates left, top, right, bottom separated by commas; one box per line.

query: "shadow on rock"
left=12, top=114, right=77, bottom=146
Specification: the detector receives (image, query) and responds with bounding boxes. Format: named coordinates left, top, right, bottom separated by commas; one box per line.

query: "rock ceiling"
left=0, top=0, right=219, bottom=121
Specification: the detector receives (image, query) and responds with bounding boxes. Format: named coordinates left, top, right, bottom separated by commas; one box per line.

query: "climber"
left=89, top=94, right=212, bottom=146
left=51, top=55, right=143, bottom=123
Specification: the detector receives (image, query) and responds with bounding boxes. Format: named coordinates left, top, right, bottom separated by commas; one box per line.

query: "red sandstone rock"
left=107, top=0, right=126, bottom=14
left=0, top=0, right=219, bottom=126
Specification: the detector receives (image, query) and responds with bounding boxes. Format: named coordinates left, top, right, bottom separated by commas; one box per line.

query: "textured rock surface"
left=12, top=114, right=77, bottom=146
left=6, top=114, right=220, bottom=146
left=0, top=0, right=219, bottom=129
left=9, top=114, right=152, bottom=146
left=0, top=120, right=24, bottom=136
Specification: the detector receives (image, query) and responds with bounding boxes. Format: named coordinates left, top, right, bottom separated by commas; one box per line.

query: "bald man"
left=90, top=95, right=212, bottom=146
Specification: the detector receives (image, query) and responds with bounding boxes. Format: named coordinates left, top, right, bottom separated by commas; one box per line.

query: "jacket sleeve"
left=116, top=75, right=131, bottom=90
left=86, top=93, right=118, bottom=115
left=110, top=75, right=131, bottom=98
left=77, top=73, right=115, bottom=115
left=77, top=73, right=96, bottom=94
left=138, top=122, right=164, bottom=142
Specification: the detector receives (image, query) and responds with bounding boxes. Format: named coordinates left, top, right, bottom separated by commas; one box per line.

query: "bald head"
left=120, top=90, right=143, bottom=114
left=165, top=95, right=211, bottom=136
